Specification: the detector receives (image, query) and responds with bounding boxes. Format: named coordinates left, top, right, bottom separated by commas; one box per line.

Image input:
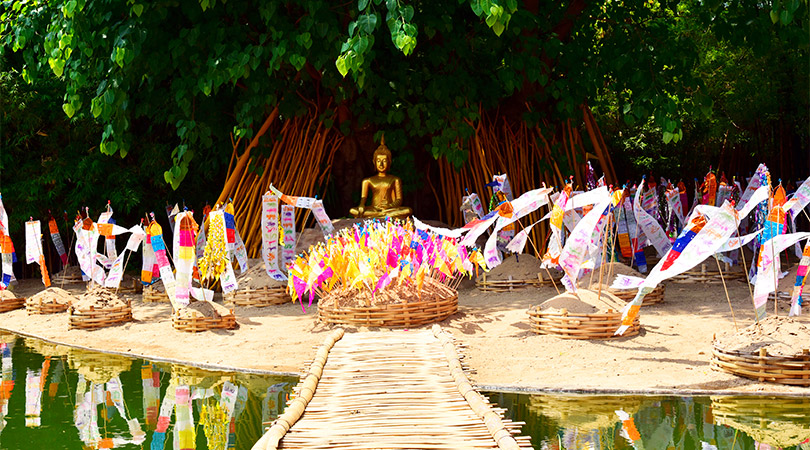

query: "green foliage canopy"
left=1, top=0, right=806, bottom=190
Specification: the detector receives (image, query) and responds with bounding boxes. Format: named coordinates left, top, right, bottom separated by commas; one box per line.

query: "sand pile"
left=714, top=316, right=810, bottom=357
left=72, top=285, right=128, bottom=310
left=477, top=254, right=561, bottom=281
left=28, top=287, right=76, bottom=306
left=603, top=261, right=644, bottom=278
left=538, top=289, right=627, bottom=314
left=0, top=290, right=19, bottom=300
left=236, top=260, right=286, bottom=290
left=175, top=301, right=231, bottom=318
left=55, top=265, right=82, bottom=277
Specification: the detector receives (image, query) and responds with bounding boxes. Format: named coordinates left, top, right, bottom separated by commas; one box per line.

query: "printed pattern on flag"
left=48, top=216, right=68, bottom=267
left=617, top=202, right=742, bottom=335
left=753, top=232, right=810, bottom=320
left=281, top=204, right=296, bottom=270
left=149, top=221, right=178, bottom=307
left=789, top=240, right=810, bottom=316
left=261, top=193, right=287, bottom=281
left=173, top=212, right=197, bottom=306
left=634, top=179, right=672, bottom=258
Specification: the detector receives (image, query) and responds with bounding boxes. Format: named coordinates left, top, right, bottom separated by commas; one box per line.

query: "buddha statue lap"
left=349, top=137, right=412, bottom=219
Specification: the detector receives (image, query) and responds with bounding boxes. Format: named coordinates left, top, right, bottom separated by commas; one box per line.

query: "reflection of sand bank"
left=711, top=396, right=810, bottom=447
left=528, top=394, right=641, bottom=431
left=68, top=348, right=132, bottom=384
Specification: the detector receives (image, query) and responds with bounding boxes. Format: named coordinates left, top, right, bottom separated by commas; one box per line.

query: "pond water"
left=0, top=332, right=808, bottom=450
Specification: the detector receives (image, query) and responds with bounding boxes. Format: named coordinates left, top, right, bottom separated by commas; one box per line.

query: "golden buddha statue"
left=349, top=137, right=412, bottom=219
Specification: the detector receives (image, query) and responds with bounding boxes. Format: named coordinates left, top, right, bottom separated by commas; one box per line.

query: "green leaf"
left=492, top=19, right=504, bottom=36
left=770, top=10, right=779, bottom=23
left=132, top=4, right=144, bottom=17
left=662, top=131, right=673, bottom=144
left=356, top=35, right=369, bottom=53
left=48, top=58, right=65, bottom=77
left=336, top=55, right=349, bottom=77
left=779, top=9, right=791, bottom=25
left=64, top=0, right=77, bottom=17
left=358, top=0, right=369, bottom=10
left=91, top=99, right=102, bottom=118
left=402, top=5, right=414, bottom=22
left=62, top=103, right=75, bottom=118
left=357, top=13, right=377, bottom=34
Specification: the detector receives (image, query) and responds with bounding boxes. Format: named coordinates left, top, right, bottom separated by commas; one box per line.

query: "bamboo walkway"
left=253, top=325, right=531, bottom=449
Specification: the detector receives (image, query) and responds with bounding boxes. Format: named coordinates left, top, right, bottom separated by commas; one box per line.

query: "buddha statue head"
left=372, top=137, right=392, bottom=174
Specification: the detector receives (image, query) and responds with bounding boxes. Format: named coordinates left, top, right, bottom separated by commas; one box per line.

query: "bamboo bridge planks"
left=253, top=327, right=531, bottom=450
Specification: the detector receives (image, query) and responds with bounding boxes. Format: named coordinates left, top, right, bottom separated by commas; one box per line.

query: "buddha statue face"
left=372, top=145, right=392, bottom=174
left=375, top=154, right=390, bottom=173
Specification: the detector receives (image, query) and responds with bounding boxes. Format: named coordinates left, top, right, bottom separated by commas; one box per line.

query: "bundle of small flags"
left=286, top=219, right=486, bottom=311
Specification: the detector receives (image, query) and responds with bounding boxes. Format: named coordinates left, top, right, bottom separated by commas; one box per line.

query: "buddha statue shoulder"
left=349, top=136, right=412, bottom=219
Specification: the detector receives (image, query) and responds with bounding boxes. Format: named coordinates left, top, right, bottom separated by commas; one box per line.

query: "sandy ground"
left=1, top=273, right=808, bottom=396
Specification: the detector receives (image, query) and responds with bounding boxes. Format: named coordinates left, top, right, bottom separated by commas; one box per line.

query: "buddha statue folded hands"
left=349, top=137, right=412, bottom=219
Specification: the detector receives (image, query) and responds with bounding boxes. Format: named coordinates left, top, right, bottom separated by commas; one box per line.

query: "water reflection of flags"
left=174, top=385, right=195, bottom=450
left=141, top=363, right=161, bottom=429
left=616, top=409, right=643, bottom=448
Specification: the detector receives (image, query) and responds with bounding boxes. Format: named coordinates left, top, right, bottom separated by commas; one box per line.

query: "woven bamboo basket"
left=711, top=396, right=810, bottom=447
left=605, top=284, right=665, bottom=305
left=142, top=285, right=169, bottom=303
left=51, top=269, right=84, bottom=284
left=104, top=278, right=142, bottom=295
left=528, top=306, right=640, bottom=339
left=671, top=262, right=746, bottom=283
left=527, top=394, right=642, bottom=429
left=25, top=297, right=70, bottom=314
left=476, top=272, right=561, bottom=292
left=711, top=344, right=810, bottom=386
left=172, top=302, right=237, bottom=332
left=224, top=286, right=289, bottom=307
left=68, top=348, right=132, bottom=384
left=318, top=291, right=458, bottom=328
left=68, top=301, right=133, bottom=330
left=0, top=296, right=25, bottom=313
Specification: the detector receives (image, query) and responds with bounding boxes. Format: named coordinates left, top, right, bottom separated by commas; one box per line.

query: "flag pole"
left=596, top=211, right=612, bottom=300
left=714, top=255, right=738, bottom=331
left=734, top=210, right=758, bottom=322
